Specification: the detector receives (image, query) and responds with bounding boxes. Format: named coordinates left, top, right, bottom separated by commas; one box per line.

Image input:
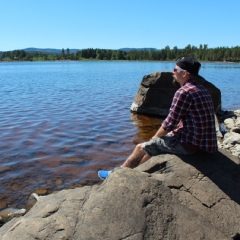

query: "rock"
left=137, top=149, right=240, bottom=239
left=0, top=208, right=26, bottom=224
left=236, top=118, right=240, bottom=127
left=0, top=149, right=239, bottom=239
left=234, top=110, right=240, bottom=117
left=35, top=189, right=48, bottom=195
left=218, top=110, right=237, bottom=123
left=130, top=72, right=221, bottom=117
left=232, top=127, right=240, bottom=134
left=25, top=193, right=39, bottom=211
left=224, top=118, right=235, bottom=131
left=230, top=144, right=240, bottom=158
left=223, top=132, right=240, bottom=145
left=235, top=144, right=240, bottom=152
left=231, top=150, right=240, bottom=158
left=218, top=110, right=240, bottom=159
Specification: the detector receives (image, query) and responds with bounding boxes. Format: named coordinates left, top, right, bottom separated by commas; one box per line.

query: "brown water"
left=0, top=61, right=165, bottom=211
left=0, top=113, right=162, bottom=210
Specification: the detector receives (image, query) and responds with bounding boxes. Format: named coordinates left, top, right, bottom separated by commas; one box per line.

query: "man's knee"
left=136, top=143, right=144, bottom=151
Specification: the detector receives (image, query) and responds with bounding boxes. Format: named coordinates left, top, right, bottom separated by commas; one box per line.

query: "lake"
left=0, top=61, right=240, bottom=210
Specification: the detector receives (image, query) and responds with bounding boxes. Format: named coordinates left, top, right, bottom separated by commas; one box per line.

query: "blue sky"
left=1, top=0, right=240, bottom=51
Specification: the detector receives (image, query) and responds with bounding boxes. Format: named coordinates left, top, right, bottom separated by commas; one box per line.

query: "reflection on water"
left=130, top=113, right=163, bottom=144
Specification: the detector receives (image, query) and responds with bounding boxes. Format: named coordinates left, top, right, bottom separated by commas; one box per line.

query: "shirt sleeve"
left=162, top=89, right=191, bottom=131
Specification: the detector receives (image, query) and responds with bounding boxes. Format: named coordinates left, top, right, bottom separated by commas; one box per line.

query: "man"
left=98, top=57, right=218, bottom=180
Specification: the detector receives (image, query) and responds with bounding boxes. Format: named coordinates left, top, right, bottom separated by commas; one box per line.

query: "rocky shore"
left=0, top=147, right=239, bottom=239
left=218, top=110, right=240, bottom=159
left=0, top=72, right=240, bottom=239
left=0, top=111, right=239, bottom=239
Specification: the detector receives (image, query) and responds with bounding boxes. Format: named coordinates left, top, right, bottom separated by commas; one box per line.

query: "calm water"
left=0, top=61, right=239, bottom=210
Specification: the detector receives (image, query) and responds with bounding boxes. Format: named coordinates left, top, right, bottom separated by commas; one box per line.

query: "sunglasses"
left=173, top=67, right=185, bottom=72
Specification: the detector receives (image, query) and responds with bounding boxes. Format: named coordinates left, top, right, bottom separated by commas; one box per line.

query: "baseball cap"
left=176, top=57, right=201, bottom=75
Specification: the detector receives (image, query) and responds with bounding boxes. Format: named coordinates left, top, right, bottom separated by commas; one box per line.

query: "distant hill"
left=23, top=48, right=81, bottom=54
left=119, top=48, right=157, bottom=52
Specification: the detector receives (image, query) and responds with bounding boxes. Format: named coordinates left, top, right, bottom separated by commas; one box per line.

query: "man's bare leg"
left=138, top=153, right=151, bottom=165
left=98, top=143, right=152, bottom=180
left=122, top=143, right=151, bottom=168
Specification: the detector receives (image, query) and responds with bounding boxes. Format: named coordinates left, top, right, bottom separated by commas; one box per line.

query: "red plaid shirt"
left=162, top=79, right=218, bottom=153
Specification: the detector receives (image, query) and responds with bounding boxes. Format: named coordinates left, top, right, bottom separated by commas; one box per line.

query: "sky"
left=1, top=0, right=240, bottom=51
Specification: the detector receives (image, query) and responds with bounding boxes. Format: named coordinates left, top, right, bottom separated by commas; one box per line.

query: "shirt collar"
left=183, top=79, right=195, bottom=86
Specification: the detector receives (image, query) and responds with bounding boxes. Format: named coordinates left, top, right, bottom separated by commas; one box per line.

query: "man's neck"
left=180, top=77, right=194, bottom=86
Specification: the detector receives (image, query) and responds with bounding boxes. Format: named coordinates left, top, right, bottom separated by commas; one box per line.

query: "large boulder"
left=130, top=72, right=222, bottom=116
left=0, top=149, right=239, bottom=239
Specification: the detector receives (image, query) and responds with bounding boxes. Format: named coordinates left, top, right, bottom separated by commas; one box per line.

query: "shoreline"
left=0, top=148, right=239, bottom=238
left=1, top=59, right=240, bottom=63
left=0, top=109, right=239, bottom=226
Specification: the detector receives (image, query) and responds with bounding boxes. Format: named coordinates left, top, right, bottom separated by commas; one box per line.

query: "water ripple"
left=0, top=61, right=239, bottom=209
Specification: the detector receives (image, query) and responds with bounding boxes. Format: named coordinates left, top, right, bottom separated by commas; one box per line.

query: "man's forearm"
left=152, top=126, right=169, bottom=139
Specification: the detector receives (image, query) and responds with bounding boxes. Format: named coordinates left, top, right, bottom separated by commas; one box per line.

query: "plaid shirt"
left=162, top=79, right=218, bottom=153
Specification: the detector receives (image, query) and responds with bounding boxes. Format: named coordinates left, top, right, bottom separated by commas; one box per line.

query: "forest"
left=1, top=44, right=240, bottom=62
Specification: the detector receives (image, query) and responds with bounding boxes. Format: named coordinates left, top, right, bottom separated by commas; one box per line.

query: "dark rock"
left=217, top=109, right=237, bottom=123
left=0, top=208, right=26, bottom=224
left=130, top=72, right=222, bottom=117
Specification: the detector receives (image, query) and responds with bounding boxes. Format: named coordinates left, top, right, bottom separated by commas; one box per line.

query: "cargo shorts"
left=142, top=135, right=196, bottom=156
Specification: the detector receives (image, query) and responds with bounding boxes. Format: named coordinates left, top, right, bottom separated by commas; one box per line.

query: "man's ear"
left=183, top=71, right=189, bottom=77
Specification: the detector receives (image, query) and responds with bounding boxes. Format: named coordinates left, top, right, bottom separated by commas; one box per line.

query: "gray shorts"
left=142, top=135, right=196, bottom=156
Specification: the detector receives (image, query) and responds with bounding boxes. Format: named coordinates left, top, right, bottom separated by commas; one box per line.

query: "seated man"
left=98, top=57, right=218, bottom=180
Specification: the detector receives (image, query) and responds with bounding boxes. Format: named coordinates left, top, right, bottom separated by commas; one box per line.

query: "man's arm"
left=151, top=126, right=170, bottom=140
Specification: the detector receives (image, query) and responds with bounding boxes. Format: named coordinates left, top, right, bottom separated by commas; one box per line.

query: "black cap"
left=176, top=57, right=201, bottom=75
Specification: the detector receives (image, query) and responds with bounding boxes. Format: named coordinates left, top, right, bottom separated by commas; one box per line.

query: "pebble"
left=0, top=208, right=26, bottom=223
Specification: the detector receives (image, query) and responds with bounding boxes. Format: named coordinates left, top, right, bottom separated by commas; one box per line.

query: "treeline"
left=1, top=44, right=240, bottom=62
